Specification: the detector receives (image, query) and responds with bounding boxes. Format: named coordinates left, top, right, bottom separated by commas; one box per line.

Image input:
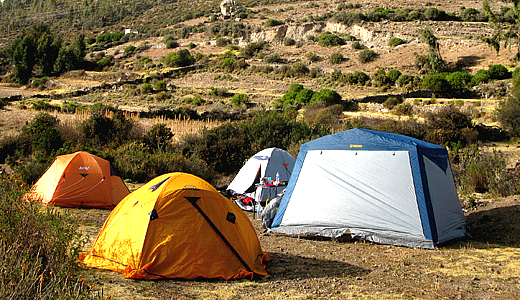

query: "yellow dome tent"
left=28, top=151, right=129, bottom=209
left=80, top=172, right=269, bottom=280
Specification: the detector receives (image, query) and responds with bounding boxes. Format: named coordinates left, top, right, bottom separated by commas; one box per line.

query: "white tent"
left=270, top=129, right=468, bottom=249
left=227, top=148, right=295, bottom=203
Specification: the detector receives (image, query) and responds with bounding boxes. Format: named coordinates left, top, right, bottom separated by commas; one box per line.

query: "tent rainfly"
left=28, top=151, right=130, bottom=209
left=270, top=128, right=469, bottom=249
left=227, top=147, right=295, bottom=202
left=80, top=172, right=269, bottom=280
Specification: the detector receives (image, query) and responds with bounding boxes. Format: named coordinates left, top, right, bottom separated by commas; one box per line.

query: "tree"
left=13, top=34, right=37, bottom=83
left=482, top=0, right=520, bottom=60
left=497, top=88, right=520, bottom=137
left=416, top=27, right=446, bottom=74
left=37, top=33, right=61, bottom=75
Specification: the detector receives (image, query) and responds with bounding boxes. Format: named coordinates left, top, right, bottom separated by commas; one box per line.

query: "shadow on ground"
left=465, top=204, right=520, bottom=247
left=265, top=252, right=370, bottom=280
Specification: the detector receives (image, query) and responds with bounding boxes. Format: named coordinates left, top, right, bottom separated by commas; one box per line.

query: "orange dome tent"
left=80, top=172, right=269, bottom=280
left=28, top=151, right=130, bottom=209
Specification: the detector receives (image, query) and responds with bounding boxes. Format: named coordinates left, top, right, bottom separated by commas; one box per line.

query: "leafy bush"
left=358, top=49, right=377, bottom=63
left=264, top=19, right=283, bottom=27
left=188, top=42, right=196, bottom=49
left=165, top=40, right=179, bottom=49
left=284, top=38, right=296, bottom=46
left=265, top=53, right=282, bottom=63
left=124, top=45, right=137, bottom=55
left=344, top=71, right=370, bottom=86
left=162, top=49, right=195, bottom=67
left=177, top=111, right=330, bottom=174
left=351, top=41, right=364, bottom=50
left=496, top=89, right=520, bottom=137
left=231, top=93, right=249, bottom=106
left=21, top=112, right=63, bottom=156
left=306, top=52, right=320, bottom=62
left=488, top=64, right=510, bottom=80
left=318, top=32, right=346, bottom=47
left=154, top=81, right=167, bottom=91
left=0, top=176, right=89, bottom=299
left=141, top=82, right=153, bottom=93
left=113, top=143, right=214, bottom=183
left=329, top=52, right=344, bottom=64
left=289, top=83, right=304, bottom=93
left=387, top=69, right=402, bottom=83
left=423, top=105, right=477, bottom=146
left=311, top=89, right=342, bottom=105
left=446, top=72, right=472, bottom=90
left=388, top=37, right=406, bottom=47
left=143, top=124, right=174, bottom=149
left=240, top=41, right=267, bottom=58
left=455, top=145, right=519, bottom=196
left=422, top=73, right=450, bottom=93
left=216, top=37, right=230, bottom=47
left=295, top=88, right=315, bottom=104
left=424, top=7, right=447, bottom=20
left=383, top=97, right=402, bottom=109
left=470, top=69, right=491, bottom=86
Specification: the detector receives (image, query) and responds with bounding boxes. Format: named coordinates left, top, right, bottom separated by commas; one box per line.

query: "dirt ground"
left=70, top=193, right=520, bottom=300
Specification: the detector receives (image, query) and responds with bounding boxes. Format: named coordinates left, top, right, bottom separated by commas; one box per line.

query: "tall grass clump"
left=0, top=174, right=95, bottom=299
left=452, top=145, right=520, bottom=196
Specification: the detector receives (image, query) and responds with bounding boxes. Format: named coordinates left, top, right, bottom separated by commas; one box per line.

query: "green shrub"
left=0, top=176, right=89, bottom=299
left=351, top=41, right=364, bottom=50
left=143, top=124, right=174, bottom=149
left=388, top=37, right=406, bottom=47
left=387, top=69, right=402, bottom=83
left=488, top=64, right=510, bottom=80
left=358, top=49, right=377, bottom=63
left=396, top=74, right=413, bottom=87
left=113, top=143, right=214, bottom=183
left=289, top=83, right=304, bottom=93
left=141, top=82, right=153, bottom=93
left=424, top=7, right=446, bottom=20
left=446, top=72, right=472, bottom=90
left=165, top=40, right=179, bottom=49
left=176, top=111, right=330, bottom=174
left=470, top=69, right=491, bottom=86
left=284, top=38, right=296, bottom=46
left=424, top=105, right=477, bottom=146
left=306, top=52, right=319, bottom=62
left=231, top=93, right=249, bottom=106
left=21, top=112, right=63, bottom=156
left=265, top=53, right=282, bottom=63
left=455, top=145, right=519, bottom=196
left=496, top=89, right=520, bottom=137
left=124, top=45, right=137, bottom=55
left=311, top=89, right=342, bottom=105
left=422, top=73, right=450, bottom=93
left=96, top=56, right=113, bottom=69
left=318, top=32, right=346, bottom=47
left=345, top=35, right=357, bottom=41
left=329, top=52, right=344, bottom=64
left=264, top=19, right=283, bottom=27
left=188, top=42, right=196, bottom=49
left=162, top=49, right=195, bottom=67
left=383, top=97, right=401, bottom=109
left=295, top=88, right=315, bottom=104
left=216, top=37, right=230, bottom=47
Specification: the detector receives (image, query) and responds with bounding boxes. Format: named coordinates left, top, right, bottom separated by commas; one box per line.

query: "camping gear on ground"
left=227, top=147, right=295, bottom=206
left=262, top=189, right=285, bottom=229
left=80, top=172, right=269, bottom=280
left=27, top=151, right=129, bottom=209
left=270, top=128, right=469, bottom=249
